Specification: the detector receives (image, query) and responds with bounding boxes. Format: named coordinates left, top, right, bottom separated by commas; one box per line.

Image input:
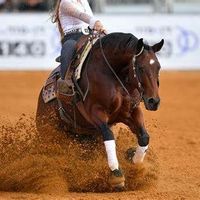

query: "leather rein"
left=99, top=36, right=144, bottom=109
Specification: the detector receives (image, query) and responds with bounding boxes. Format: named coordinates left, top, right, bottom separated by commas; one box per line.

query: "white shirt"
left=59, top=0, right=97, bottom=34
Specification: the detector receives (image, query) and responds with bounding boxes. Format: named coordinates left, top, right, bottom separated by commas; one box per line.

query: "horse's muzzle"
left=143, top=97, right=160, bottom=111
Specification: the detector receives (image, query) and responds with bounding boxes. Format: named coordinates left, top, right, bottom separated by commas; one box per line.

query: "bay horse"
left=36, top=32, right=164, bottom=190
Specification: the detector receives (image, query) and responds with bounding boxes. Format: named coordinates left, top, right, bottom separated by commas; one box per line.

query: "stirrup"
left=57, top=78, right=74, bottom=95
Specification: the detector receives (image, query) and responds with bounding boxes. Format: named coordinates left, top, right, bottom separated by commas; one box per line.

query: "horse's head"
left=134, top=38, right=164, bottom=111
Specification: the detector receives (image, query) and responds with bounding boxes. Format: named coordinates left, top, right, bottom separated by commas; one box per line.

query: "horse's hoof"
left=112, top=182, right=125, bottom=192
left=108, top=168, right=125, bottom=191
left=125, top=147, right=136, bottom=162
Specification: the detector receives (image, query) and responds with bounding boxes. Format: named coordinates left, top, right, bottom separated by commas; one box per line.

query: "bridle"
left=132, top=46, right=145, bottom=97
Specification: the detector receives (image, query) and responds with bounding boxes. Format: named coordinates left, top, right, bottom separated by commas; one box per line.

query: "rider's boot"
left=57, top=70, right=74, bottom=94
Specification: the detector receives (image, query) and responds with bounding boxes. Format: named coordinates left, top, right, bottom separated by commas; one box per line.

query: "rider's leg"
left=60, top=32, right=83, bottom=82
left=58, top=33, right=83, bottom=93
left=60, top=39, right=76, bottom=82
left=57, top=39, right=77, bottom=94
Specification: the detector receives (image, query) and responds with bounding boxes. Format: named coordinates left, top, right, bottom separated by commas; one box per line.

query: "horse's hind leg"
left=90, top=106, right=125, bottom=189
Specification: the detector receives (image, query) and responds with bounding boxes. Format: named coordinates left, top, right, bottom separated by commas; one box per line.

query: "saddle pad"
left=42, top=84, right=56, bottom=103
left=42, top=67, right=59, bottom=103
left=75, top=38, right=98, bottom=80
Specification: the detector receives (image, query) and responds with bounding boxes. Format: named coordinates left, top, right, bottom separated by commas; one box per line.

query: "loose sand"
left=0, top=71, right=199, bottom=200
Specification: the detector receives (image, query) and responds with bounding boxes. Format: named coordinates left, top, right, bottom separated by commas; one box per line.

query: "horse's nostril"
left=147, top=98, right=160, bottom=107
left=148, top=98, right=155, bottom=105
left=145, top=97, right=160, bottom=110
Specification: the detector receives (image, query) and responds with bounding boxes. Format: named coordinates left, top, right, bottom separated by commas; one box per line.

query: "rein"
left=99, top=36, right=144, bottom=107
left=99, top=37, right=130, bottom=96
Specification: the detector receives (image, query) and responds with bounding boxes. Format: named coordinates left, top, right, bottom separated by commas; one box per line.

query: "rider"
left=52, top=0, right=106, bottom=93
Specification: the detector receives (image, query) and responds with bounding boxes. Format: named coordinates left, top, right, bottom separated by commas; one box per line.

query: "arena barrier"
left=0, top=13, right=199, bottom=70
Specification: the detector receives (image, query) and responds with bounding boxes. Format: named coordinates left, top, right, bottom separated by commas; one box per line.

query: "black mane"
left=94, top=32, right=150, bottom=53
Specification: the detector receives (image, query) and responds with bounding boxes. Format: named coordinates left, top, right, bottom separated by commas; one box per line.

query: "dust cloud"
left=0, top=114, right=158, bottom=194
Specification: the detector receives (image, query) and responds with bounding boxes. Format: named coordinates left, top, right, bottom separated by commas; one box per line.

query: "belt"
left=65, top=28, right=89, bottom=35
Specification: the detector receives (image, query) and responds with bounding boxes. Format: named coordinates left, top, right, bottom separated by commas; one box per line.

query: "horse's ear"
left=152, top=39, right=164, bottom=52
left=136, top=38, right=144, bottom=55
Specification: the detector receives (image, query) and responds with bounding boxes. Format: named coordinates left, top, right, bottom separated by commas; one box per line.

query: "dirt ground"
left=0, top=71, right=200, bottom=200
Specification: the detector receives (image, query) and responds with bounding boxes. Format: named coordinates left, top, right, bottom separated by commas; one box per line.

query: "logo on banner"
left=134, top=25, right=199, bottom=59
left=0, top=41, right=46, bottom=57
left=176, top=26, right=199, bottom=56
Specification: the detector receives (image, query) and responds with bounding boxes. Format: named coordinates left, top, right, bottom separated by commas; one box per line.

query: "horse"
left=36, top=32, right=164, bottom=190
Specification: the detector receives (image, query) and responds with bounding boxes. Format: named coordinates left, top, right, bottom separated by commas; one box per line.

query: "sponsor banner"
left=0, top=14, right=60, bottom=70
left=0, top=13, right=200, bottom=70
left=102, top=14, right=200, bottom=70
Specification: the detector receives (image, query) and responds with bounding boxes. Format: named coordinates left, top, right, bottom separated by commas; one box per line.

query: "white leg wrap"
left=104, top=140, right=119, bottom=171
left=133, top=145, right=148, bottom=164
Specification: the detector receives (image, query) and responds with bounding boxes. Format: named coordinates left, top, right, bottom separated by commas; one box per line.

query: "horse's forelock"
left=143, top=44, right=151, bottom=51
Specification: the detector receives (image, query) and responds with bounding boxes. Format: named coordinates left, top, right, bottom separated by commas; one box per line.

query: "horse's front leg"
left=126, top=106, right=149, bottom=164
left=90, top=105, right=125, bottom=188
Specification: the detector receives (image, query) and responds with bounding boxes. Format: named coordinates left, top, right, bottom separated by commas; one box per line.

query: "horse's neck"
left=106, top=47, right=139, bottom=90
left=103, top=48, right=133, bottom=74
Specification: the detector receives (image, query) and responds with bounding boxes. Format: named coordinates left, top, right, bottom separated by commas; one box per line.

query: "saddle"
left=42, top=34, right=99, bottom=104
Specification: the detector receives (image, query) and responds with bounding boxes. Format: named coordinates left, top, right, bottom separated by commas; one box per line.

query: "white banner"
left=0, top=14, right=60, bottom=70
left=103, top=14, right=200, bottom=70
left=0, top=13, right=200, bottom=70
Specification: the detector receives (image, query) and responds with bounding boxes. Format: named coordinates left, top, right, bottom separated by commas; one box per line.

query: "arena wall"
left=0, top=13, right=199, bottom=70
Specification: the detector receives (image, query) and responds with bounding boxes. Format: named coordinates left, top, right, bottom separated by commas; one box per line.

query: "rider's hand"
left=93, top=20, right=107, bottom=34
